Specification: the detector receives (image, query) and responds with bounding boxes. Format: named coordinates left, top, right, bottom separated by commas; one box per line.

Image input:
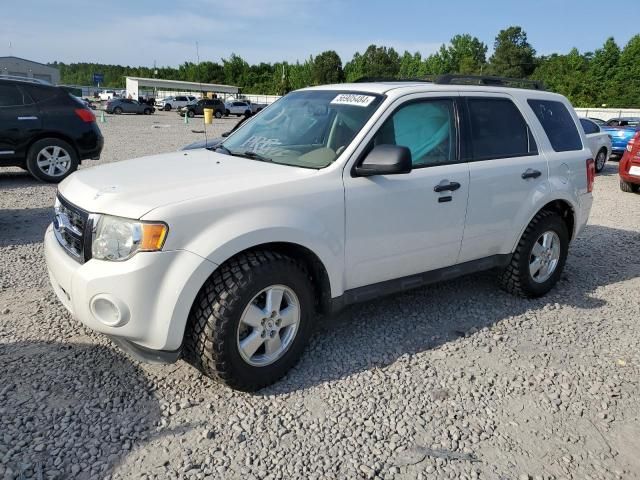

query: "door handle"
left=434, top=181, right=461, bottom=193
left=521, top=168, right=542, bottom=179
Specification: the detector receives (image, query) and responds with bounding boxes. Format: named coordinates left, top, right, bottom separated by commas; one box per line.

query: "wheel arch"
left=26, top=132, right=80, bottom=160
left=514, top=199, right=576, bottom=251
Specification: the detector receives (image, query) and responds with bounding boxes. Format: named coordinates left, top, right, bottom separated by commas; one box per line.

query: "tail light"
left=627, top=131, right=640, bottom=152
left=586, top=158, right=595, bottom=193
left=75, top=108, right=96, bottom=123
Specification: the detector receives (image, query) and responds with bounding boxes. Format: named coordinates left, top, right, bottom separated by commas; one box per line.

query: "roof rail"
left=434, top=74, right=545, bottom=90
left=0, top=74, right=52, bottom=85
left=353, top=76, right=433, bottom=83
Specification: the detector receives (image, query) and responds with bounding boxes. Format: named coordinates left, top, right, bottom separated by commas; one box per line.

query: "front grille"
left=53, top=195, right=92, bottom=263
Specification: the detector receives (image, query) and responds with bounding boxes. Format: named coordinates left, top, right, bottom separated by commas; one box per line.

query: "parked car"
left=0, top=77, right=103, bottom=182
left=45, top=77, right=593, bottom=391
left=225, top=100, right=252, bottom=117
left=600, top=117, right=640, bottom=157
left=98, top=90, right=118, bottom=101
left=619, top=131, right=640, bottom=193
left=579, top=118, right=611, bottom=172
left=178, top=98, right=225, bottom=118
left=156, top=95, right=197, bottom=111
left=105, top=98, right=155, bottom=115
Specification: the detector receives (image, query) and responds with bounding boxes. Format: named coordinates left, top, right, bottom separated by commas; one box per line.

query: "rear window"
left=528, top=99, right=582, bottom=152
left=467, top=97, right=537, bottom=160
left=25, top=85, right=58, bottom=103
left=580, top=118, right=599, bottom=135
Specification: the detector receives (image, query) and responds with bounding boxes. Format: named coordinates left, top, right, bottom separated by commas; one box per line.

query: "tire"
left=214, top=110, right=222, bottom=119
left=225, top=109, right=230, bottom=116
left=620, top=179, right=639, bottom=193
left=144, top=108, right=152, bottom=115
left=244, top=110, right=251, bottom=117
left=26, top=138, right=79, bottom=183
left=498, top=210, right=569, bottom=298
left=184, top=250, right=315, bottom=391
left=187, top=110, right=195, bottom=118
left=595, top=148, right=607, bottom=173
left=113, top=106, right=123, bottom=115
left=236, top=114, right=241, bottom=117
left=164, top=104, right=172, bottom=111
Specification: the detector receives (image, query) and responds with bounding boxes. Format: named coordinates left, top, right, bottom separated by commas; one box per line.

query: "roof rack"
left=0, top=75, right=52, bottom=85
left=353, top=76, right=433, bottom=83
left=434, top=74, right=545, bottom=90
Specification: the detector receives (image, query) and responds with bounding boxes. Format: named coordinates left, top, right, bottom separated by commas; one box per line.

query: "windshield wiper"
left=213, top=145, right=232, bottom=155
left=240, top=150, right=273, bottom=163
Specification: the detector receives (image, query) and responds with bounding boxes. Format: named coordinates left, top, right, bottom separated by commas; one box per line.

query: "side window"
left=580, top=118, right=599, bottom=135
left=527, top=99, right=582, bottom=152
left=0, top=84, right=27, bottom=107
left=371, top=99, right=457, bottom=167
left=24, top=85, right=56, bottom=103
left=467, top=98, right=537, bottom=160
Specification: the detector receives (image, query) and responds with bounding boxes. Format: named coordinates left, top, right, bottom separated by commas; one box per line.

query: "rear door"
left=0, top=84, right=41, bottom=161
left=458, top=94, right=546, bottom=263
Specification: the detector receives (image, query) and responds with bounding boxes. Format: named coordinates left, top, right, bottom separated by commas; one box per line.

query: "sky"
left=1, top=0, right=637, bottom=67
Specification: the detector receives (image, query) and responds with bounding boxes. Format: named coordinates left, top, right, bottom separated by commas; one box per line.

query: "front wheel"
left=184, top=251, right=315, bottom=391
left=113, top=106, right=123, bottom=114
left=187, top=110, right=195, bottom=118
left=620, top=179, right=639, bottom=193
left=164, top=104, right=172, bottom=111
left=498, top=211, right=568, bottom=298
left=143, top=108, right=152, bottom=115
left=595, top=148, right=607, bottom=173
left=214, top=110, right=223, bottom=119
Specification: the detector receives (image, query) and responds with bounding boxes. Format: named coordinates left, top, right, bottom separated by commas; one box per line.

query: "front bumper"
left=44, top=225, right=216, bottom=355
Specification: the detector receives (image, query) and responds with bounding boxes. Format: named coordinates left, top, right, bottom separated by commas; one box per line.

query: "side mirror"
left=354, top=144, right=412, bottom=177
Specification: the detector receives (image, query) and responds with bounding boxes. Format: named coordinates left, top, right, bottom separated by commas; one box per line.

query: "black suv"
left=0, top=77, right=104, bottom=183
left=179, top=98, right=225, bottom=118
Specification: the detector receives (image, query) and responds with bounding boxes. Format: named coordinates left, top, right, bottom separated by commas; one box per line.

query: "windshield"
left=221, top=90, right=384, bottom=168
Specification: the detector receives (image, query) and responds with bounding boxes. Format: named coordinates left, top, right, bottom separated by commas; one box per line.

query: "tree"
left=344, top=45, right=400, bottom=81
left=610, top=35, right=640, bottom=107
left=586, top=37, right=620, bottom=106
left=222, top=54, right=250, bottom=87
left=532, top=48, right=590, bottom=106
left=489, top=26, right=536, bottom=78
left=398, top=51, right=425, bottom=78
left=312, top=50, right=344, bottom=85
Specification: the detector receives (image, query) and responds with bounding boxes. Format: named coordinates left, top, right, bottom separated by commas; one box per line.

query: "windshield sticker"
left=330, top=94, right=376, bottom=108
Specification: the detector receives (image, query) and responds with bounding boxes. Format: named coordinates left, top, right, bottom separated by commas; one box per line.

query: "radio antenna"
left=195, top=41, right=208, bottom=146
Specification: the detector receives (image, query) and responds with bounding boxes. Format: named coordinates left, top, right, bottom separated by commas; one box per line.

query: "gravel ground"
left=1, top=111, right=639, bottom=480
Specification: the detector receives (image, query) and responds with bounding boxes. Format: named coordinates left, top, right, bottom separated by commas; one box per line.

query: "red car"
left=620, top=131, right=640, bottom=193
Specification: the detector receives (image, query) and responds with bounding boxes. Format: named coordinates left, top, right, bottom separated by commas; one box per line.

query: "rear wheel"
left=143, top=108, right=152, bottom=115
left=214, top=110, right=223, bottom=119
left=498, top=211, right=568, bottom=298
left=26, top=138, right=79, bottom=183
left=184, top=250, right=314, bottom=391
left=113, top=106, right=123, bottom=115
left=595, top=148, right=607, bottom=173
left=620, top=179, right=639, bottom=193
left=164, top=104, right=172, bottom=111
left=187, top=109, right=195, bottom=118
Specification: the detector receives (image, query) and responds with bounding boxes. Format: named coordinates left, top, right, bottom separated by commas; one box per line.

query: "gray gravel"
left=1, top=112, right=640, bottom=480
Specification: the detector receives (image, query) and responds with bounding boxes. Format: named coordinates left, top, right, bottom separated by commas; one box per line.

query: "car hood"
left=58, top=149, right=316, bottom=219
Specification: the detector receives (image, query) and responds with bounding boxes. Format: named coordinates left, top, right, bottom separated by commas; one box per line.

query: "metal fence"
left=575, top=108, right=640, bottom=121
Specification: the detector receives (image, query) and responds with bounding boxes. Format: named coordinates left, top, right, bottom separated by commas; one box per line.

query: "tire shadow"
left=0, top=341, right=161, bottom=479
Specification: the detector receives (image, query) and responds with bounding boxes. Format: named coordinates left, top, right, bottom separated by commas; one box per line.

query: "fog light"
left=90, top=294, right=130, bottom=327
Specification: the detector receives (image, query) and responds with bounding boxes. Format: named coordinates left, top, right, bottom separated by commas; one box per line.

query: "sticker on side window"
left=330, top=94, right=376, bottom=107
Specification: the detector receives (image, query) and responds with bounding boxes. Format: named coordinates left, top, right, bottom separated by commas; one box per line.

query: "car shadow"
left=262, top=224, right=640, bottom=394
left=0, top=207, right=53, bottom=247
left=0, top=341, right=162, bottom=479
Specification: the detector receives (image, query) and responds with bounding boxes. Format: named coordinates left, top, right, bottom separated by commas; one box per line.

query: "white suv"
left=156, top=95, right=197, bottom=111
left=45, top=77, right=594, bottom=391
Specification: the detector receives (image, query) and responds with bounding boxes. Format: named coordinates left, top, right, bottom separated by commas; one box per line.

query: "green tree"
left=532, top=48, right=590, bottom=106
left=222, top=53, right=250, bottom=87
left=312, top=50, right=344, bottom=85
left=489, top=26, right=537, bottom=77
left=399, top=51, right=425, bottom=78
left=610, top=35, right=640, bottom=107
left=344, top=45, right=400, bottom=81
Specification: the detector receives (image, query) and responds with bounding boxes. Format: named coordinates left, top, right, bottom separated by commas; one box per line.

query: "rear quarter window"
left=580, top=118, right=599, bottom=135
left=528, top=99, right=582, bottom=152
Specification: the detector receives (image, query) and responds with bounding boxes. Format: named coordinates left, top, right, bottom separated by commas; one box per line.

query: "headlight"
left=91, top=215, right=168, bottom=261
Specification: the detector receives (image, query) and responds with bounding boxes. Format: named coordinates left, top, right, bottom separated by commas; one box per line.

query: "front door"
left=344, top=96, right=470, bottom=289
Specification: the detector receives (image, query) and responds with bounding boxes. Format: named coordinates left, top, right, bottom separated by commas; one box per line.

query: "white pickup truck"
left=45, top=78, right=594, bottom=391
left=579, top=117, right=611, bottom=172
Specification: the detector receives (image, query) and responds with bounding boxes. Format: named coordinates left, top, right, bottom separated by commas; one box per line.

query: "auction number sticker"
left=330, top=94, right=376, bottom=107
